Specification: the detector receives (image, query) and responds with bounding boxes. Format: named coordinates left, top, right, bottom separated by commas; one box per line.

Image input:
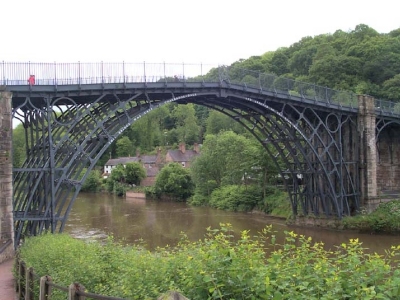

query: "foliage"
left=209, top=185, right=262, bottom=211
left=190, top=131, right=260, bottom=195
left=257, top=187, right=291, bottom=218
left=205, top=110, right=246, bottom=136
left=342, top=200, right=400, bottom=233
left=12, top=124, right=26, bottom=168
left=190, top=131, right=278, bottom=211
left=154, top=163, right=195, bottom=201
left=116, top=136, right=135, bottom=157
left=18, top=224, right=400, bottom=299
left=105, top=164, right=128, bottom=196
left=105, top=162, right=146, bottom=196
left=172, top=104, right=200, bottom=144
left=81, top=169, right=102, bottom=192
left=124, top=162, right=146, bottom=185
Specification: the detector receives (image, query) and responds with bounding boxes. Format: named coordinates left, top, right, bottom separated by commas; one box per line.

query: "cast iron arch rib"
left=12, top=84, right=361, bottom=246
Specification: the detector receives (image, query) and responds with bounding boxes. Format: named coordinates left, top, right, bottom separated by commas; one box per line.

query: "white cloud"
left=2, top=0, right=399, bottom=65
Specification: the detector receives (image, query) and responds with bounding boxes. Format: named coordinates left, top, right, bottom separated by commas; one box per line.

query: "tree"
left=205, top=110, right=246, bottom=136
left=81, top=169, right=102, bottom=192
left=382, top=74, right=400, bottom=101
left=154, top=163, right=194, bottom=201
left=125, top=162, right=146, bottom=185
left=172, top=104, right=200, bottom=144
left=190, top=131, right=258, bottom=196
left=106, top=164, right=126, bottom=193
left=116, top=136, right=134, bottom=157
left=12, top=124, right=26, bottom=168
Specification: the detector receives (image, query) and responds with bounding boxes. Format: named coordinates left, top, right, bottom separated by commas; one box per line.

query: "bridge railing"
left=219, top=66, right=360, bottom=109
left=374, top=98, right=400, bottom=116
left=2, top=61, right=399, bottom=116
left=0, top=61, right=217, bottom=85
left=219, top=66, right=400, bottom=117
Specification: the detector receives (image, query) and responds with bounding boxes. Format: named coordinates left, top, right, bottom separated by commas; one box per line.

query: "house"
left=165, top=143, right=200, bottom=168
left=104, top=144, right=200, bottom=186
left=103, top=149, right=161, bottom=186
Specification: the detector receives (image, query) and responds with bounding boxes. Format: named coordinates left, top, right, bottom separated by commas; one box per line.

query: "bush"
left=18, top=224, right=400, bottom=299
left=342, top=200, right=400, bottom=233
left=209, top=185, right=262, bottom=211
left=81, top=170, right=102, bottom=192
left=154, top=163, right=194, bottom=201
left=257, top=187, right=291, bottom=218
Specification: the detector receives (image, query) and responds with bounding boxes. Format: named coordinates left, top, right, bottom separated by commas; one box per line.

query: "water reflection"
left=65, top=193, right=400, bottom=254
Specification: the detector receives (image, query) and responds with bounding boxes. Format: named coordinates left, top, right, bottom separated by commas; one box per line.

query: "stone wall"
left=0, top=91, right=14, bottom=262
left=376, top=125, right=400, bottom=191
left=357, top=95, right=378, bottom=206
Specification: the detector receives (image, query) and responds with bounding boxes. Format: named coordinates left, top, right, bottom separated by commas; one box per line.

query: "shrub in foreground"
left=18, top=224, right=400, bottom=299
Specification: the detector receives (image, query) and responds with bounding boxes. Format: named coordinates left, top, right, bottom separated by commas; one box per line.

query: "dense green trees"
left=229, top=24, right=400, bottom=101
left=12, top=124, right=26, bottom=168
left=115, top=136, right=135, bottom=157
left=189, top=131, right=280, bottom=211
left=81, top=169, right=102, bottom=192
left=105, top=163, right=146, bottom=196
left=124, top=162, right=146, bottom=186
left=153, top=163, right=194, bottom=201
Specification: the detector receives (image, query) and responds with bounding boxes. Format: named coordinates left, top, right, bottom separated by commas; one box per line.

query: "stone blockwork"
left=376, top=124, right=400, bottom=191
left=357, top=95, right=378, bottom=206
left=0, top=91, right=14, bottom=262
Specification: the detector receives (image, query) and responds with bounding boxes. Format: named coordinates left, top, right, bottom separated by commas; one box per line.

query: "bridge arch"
left=11, top=82, right=361, bottom=246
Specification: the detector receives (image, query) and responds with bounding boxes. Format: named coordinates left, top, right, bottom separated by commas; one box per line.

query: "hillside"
left=226, top=24, right=400, bottom=101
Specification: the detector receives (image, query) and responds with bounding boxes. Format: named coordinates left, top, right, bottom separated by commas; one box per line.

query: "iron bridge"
left=2, top=62, right=400, bottom=247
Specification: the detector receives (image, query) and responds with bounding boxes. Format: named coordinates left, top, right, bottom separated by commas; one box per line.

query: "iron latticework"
left=4, top=62, right=400, bottom=247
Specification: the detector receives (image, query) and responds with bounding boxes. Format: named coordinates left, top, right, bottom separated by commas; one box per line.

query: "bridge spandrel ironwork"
left=4, top=62, right=399, bottom=247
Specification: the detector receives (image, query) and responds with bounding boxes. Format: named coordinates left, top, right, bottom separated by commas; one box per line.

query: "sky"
left=2, top=0, right=399, bottom=66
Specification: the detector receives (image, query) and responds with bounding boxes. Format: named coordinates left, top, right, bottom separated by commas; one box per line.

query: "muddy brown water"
left=64, top=193, right=400, bottom=254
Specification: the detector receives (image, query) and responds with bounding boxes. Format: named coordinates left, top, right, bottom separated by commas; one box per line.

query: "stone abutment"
left=0, top=90, right=14, bottom=261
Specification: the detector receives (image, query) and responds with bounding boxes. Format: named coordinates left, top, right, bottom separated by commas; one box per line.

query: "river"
left=65, top=193, right=399, bottom=254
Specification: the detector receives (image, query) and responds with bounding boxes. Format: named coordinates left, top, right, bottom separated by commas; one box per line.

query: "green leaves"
left=19, top=225, right=400, bottom=300
left=154, top=163, right=194, bottom=201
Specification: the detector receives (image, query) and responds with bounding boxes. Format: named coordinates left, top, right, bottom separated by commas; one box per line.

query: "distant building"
left=104, top=144, right=200, bottom=186
left=103, top=149, right=162, bottom=186
left=165, top=143, right=200, bottom=168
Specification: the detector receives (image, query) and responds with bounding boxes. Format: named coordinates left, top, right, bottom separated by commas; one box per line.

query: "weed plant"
left=18, top=224, right=400, bottom=299
left=343, top=200, right=400, bottom=233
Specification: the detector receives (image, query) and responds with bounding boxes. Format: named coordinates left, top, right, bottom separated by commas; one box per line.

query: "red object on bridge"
left=28, top=75, right=35, bottom=85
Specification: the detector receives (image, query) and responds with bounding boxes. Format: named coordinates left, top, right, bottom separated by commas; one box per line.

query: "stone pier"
left=357, top=95, right=378, bottom=212
left=0, top=90, right=14, bottom=262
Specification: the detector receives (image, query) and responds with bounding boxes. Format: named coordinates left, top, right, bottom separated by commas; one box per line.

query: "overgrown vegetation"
left=342, top=200, right=400, bottom=233
left=18, top=224, right=400, bottom=299
left=147, top=163, right=195, bottom=201
left=105, top=162, right=146, bottom=196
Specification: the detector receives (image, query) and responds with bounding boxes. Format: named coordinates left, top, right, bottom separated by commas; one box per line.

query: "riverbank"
left=130, top=190, right=400, bottom=235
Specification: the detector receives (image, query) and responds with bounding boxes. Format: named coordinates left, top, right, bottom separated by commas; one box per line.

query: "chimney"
left=156, top=147, right=162, bottom=165
left=194, top=143, right=200, bottom=153
left=179, top=142, right=186, bottom=154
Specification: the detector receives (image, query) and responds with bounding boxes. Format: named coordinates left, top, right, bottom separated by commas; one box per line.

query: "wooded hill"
left=223, top=24, right=400, bottom=101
